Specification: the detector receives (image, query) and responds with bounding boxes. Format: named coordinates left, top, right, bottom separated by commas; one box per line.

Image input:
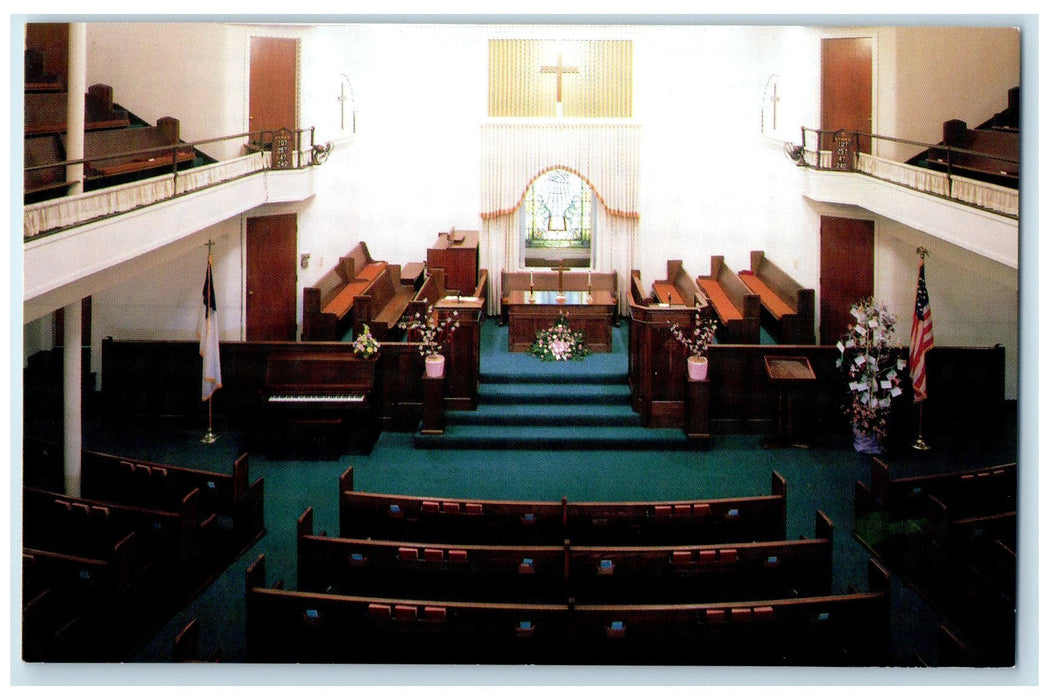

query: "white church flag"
left=199, top=252, right=222, bottom=401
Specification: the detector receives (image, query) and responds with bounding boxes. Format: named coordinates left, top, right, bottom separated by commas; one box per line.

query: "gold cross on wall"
left=540, top=51, right=579, bottom=104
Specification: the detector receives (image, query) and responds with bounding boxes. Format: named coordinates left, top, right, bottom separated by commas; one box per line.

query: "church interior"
left=16, top=18, right=1030, bottom=684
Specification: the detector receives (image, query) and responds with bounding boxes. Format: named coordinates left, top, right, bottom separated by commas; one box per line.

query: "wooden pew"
left=70, top=116, right=196, bottom=179
left=24, top=134, right=73, bottom=200
left=339, top=467, right=568, bottom=545
left=929, top=118, right=1019, bottom=187
left=651, top=260, right=702, bottom=307
left=302, top=241, right=388, bottom=341
left=246, top=552, right=890, bottom=665
left=246, top=554, right=572, bottom=664
left=23, top=536, right=137, bottom=609
left=298, top=507, right=570, bottom=603
left=568, top=511, right=833, bottom=603
left=24, top=83, right=130, bottom=135
left=173, top=617, right=222, bottom=663
left=566, top=471, right=787, bottom=545
left=24, top=47, right=63, bottom=92
left=739, top=250, right=815, bottom=344
left=352, top=263, right=416, bottom=340
left=23, top=485, right=204, bottom=572
left=858, top=457, right=1016, bottom=522
left=695, top=255, right=761, bottom=344
left=79, top=447, right=265, bottom=550
left=569, top=558, right=891, bottom=666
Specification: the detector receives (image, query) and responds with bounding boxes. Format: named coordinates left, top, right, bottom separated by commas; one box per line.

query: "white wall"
left=69, top=21, right=1019, bottom=397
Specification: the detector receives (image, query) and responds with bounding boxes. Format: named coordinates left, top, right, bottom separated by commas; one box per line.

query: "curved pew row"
left=246, top=554, right=890, bottom=665
left=301, top=506, right=833, bottom=605
left=339, top=467, right=787, bottom=546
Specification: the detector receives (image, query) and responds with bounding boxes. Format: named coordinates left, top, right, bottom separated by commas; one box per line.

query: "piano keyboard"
left=268, top=393, right=366, bottom=404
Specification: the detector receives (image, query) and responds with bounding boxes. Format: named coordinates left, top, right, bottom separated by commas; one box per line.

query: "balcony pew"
left=739, top=250, right=816, bottom=344
left=566, top=471, right=787, bottom=545
left=298, top=507, right=569, bottom=603
left=929, top=118, right=1019, bottom=187
left=24, top=47, right=63, bottom=92
left=695, top=255, right=761, bottom=344
left=24, top=83, right=130, bottom=135
left=24, top=135, right=74, bottom=201
left=69, top=116, right=197, bottom=179
left=568, top=511, right=832, bottom=603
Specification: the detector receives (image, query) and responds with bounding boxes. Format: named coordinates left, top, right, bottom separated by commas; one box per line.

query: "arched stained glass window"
left=523, top=169, right=593, bottom=251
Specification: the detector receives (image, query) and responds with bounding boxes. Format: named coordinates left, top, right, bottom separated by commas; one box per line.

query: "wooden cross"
left=556, top=259, right=568, bottom=293
left=770, top=80, right=780, bottom=130
left=540, top=51, right=579, bottom=104
left=337, top=82, right=348, bottom=130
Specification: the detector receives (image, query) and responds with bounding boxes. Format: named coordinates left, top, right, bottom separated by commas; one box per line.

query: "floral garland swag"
left=531, top=313, right=591, bottom=362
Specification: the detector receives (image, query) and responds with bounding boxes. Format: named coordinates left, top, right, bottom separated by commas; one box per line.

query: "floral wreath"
left=531, top=313, right=591, bottom=362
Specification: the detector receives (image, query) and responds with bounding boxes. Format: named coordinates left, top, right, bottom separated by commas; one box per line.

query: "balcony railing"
left=24, top=127, right=333, bottom=240
left=792, top=127, right=1018, bottom=219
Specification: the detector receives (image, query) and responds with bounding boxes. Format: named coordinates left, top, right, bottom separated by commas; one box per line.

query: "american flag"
left=908, top=258, right=934, bottom=402
left=199, top=253, right=222, bottom=401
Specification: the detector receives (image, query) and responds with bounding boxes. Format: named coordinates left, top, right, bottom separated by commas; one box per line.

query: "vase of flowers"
left=401, top=305, right=460, bottom=378
left=836, top=298, right=906, bottom=453
left=670, top=312, right=718, bottom=381
left=531, top=313, right=591, bottom=362
left=351, top=323, right=380, bottom=359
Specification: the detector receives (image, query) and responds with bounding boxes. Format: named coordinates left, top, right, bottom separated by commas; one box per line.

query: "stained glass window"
left=523, top=169, right=593, bottom=250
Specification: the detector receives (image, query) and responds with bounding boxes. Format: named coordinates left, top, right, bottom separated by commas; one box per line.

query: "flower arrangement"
left=351, top=323, right=380, bottom=359
left=531, top=313, right=591, bottom=362
left=669, top=312, right=718, bottom=358
left=400, top=305, right=460, bottom=358
left=836, top=298, right=906, bottom=446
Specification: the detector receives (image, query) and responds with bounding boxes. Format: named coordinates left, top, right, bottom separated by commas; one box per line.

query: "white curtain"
left=480, top=119, right=641, bottom=315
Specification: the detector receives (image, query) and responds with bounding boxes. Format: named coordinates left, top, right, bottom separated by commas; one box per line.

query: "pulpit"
left=762, top=355, right=816, bottom=449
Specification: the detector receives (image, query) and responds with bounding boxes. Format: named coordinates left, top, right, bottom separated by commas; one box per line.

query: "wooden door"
left=246, top=214, right=298, bottom=341
left=819, top=216, right=874, bottom=345
left=821, top=37, right=872, bottom=153
left=249, top=37, right=297, bottom=144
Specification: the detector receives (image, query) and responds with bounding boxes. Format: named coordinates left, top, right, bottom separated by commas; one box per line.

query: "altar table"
left=505, top=289, right=615, bottom=353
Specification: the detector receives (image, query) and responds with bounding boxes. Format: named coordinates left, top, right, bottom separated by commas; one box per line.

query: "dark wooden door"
left=819, top=216, right=874, bottom=345
left=249, top=37, right=297, bottom=144
left=821, top=37, right=872, bottom=153
left=246, top=214, right=298, bottom=341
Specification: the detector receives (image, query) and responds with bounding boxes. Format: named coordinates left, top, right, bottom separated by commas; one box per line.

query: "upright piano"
left=262, top=351, right=379, bottom=458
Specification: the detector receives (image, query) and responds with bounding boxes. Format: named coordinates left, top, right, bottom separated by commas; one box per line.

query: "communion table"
left=505, top=289, right=615, bottom=353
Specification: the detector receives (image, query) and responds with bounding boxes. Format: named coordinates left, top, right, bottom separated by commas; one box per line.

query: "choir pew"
left=298, top=507, right=569, bottom=603
left=695, top=255, right=761, bottom=344
left=650, top=259, right=702, bottom=307
left=301, top=241, right=388, bottom=341
left=739, top=250, right=816, bottom=344
left=352, top=263, right=416, bottom=340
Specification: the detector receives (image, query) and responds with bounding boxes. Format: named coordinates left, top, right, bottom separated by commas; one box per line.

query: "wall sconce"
left=301, top=253, right=311, bottom=269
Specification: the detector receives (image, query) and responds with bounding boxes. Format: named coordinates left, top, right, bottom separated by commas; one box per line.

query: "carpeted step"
left=479, top=367, right=627, bottom=385
left=413, top=424, right=691, bottom=451
left=479, top=382, right=632, bottom=406
left=446, top=402, right=642, bottom=428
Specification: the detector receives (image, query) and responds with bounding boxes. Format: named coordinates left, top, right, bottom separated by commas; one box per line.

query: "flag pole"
left=912, top=402, right=931, bottom=451
left=911, top=246, right=931, bottom=451
left=202, top=239, right=219, bottom=444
